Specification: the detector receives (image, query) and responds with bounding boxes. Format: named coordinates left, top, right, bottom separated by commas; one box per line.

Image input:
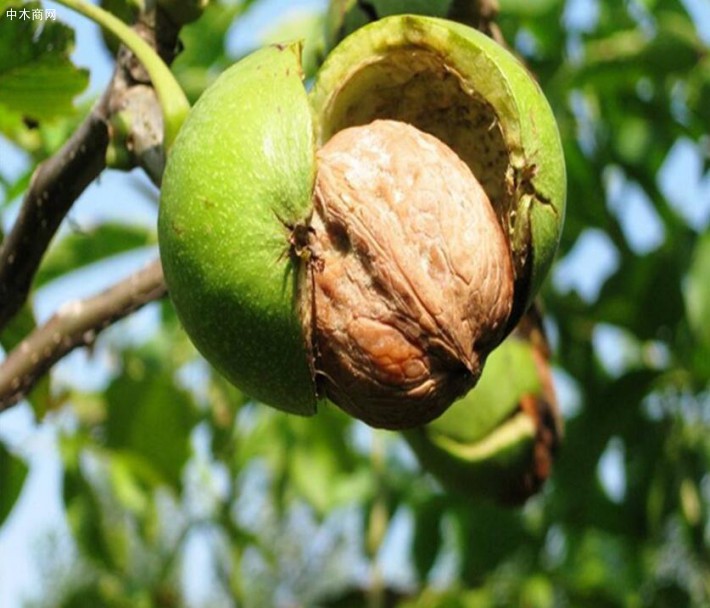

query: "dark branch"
left=0, top=259, right=167, bottom=412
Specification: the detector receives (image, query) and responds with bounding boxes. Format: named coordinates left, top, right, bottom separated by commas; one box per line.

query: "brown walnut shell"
left=307, top=120, right=514, bottom=429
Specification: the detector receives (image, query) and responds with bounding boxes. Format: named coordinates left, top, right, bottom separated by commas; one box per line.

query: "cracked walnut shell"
left=309, top=120, right=514, bottom=429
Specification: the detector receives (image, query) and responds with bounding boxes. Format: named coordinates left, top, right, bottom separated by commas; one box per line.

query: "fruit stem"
left=55, top=0, right=190, bottom=149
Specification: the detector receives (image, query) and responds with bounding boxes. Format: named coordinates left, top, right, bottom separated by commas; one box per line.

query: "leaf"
left=0, top=441, right=28, bottom=526
left=98, top=0, right=139, bottom=55
left=685, top=231, right=710, bottom=350
left=34, top=223, right=157, bottom=288
left=612, top=116, right=653, bottom=167
left=411, top=496, right=445, bottom=582
left=61, top=439, right=139, bottom=574
left=0, top=300, right=35, bottom=352
left=593, top=243, right=687, bottom=341
left=172, top=1, right=242, bottom=101
left=0, top=166, right=32, bottom=210
left=107, top=454, right=150, bottom=516
left=287, top=405, right=372, bottom=515
left=563, top=529, right=642, bottom=602
left=62, top=458, right=117, bottom=569
left=499, top=0, right=561, bottom=17
left=59, top=586, right=106, bottom=608
left=643, top=12, right=705, bottom=75
left=579, top=13, right=703, bottom=87
left=453, top=501, right=527, bottom=580
left=0, top=2, right=89, bottom=121
left=104, top=353, right=197, bottom=490
left=0, top=301, right=52, bottom=418
left=371, top=0, right=453, bottom=18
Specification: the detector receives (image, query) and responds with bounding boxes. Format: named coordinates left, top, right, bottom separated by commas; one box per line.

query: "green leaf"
left=0, top=300, right=36, bottom=352
left=0, top=2, right=89, bottom=121
left=35, top=223, right=157, bottom=288
left=172, top=1, right=243, bottom=101
left=61, top=438, right=136, bottom=572
left=104, top=353, right=197, bottom=489
left=63, top=460, right=117, bottom=568
left=562, top=529, right=642, bottom=602
left=370, top=0, right=453, bottom=18
left=0, top=441, right=28, bottom=526
left=107, top=453, right=150, bottom=515
left=612, top=116, right=653, bottom=167
left=499, top=0, right=561, bottom=17
left=579, top=14, right=703, bottom=87
left=58, top=586, right=106, bottom=608
left=411, top=496, right=445, bottom=583
left=396, top=587, right=491, bottom=608
left=0, top=166, right=31, bottom=210
left=0, top=300, right=52, bottom=418
left=287, top=405, right=372, bottom=514
left=643, top=12, right=705, bottom=75
left=453, top=501, right=527, bottom=579
left=685, top=231, right=710, bottom=350
left=594, top=243, right=687, bottom=341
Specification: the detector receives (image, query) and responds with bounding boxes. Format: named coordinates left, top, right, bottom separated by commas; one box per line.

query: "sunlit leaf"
left=0, top=2, right=89, bottom=121
left=685, top=231, right=710, bottom=350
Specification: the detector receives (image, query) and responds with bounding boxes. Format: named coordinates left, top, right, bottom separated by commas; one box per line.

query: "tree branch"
left=0, top=259, right=167, bottom=412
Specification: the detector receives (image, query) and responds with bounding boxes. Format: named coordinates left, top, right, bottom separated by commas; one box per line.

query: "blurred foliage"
left=1, top=0, right=709, bottom=607
left=0, top=2, right=88, bottom=123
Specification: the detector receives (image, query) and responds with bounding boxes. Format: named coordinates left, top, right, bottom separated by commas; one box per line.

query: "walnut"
left=308, top=120, right=514, bottom=429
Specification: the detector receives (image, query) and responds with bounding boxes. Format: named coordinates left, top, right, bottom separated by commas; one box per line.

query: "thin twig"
left=0, top=259, right=167, bottom=412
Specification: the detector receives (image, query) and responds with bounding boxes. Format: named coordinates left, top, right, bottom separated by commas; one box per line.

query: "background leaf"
left=34, top=223, right=157, bottom=288
left=0, top=2, right=89, bottom=122
left=104, top=352, right=197, bottom=490
left=0, top=441, right=28, bottom=526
